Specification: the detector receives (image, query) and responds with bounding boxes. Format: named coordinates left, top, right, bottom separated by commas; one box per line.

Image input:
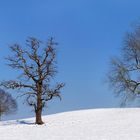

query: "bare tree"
left=108, top=26, right=140, bottom=105
left=0, top=37, right=65, bottom=124
left=0, top=89, right=17, bottom=120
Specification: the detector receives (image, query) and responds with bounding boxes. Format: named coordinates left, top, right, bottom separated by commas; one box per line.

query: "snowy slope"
left=0, top=108, right=140, bottom=140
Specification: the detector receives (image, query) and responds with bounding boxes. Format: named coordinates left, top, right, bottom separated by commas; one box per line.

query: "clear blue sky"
left=1, top=0, right=140, bottom=120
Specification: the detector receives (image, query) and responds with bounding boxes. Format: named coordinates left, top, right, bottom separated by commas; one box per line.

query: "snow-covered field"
left=0, top=108, right=140, bottom=140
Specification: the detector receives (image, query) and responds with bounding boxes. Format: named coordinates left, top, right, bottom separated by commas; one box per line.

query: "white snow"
left=0, top=108, right=140, bottom=140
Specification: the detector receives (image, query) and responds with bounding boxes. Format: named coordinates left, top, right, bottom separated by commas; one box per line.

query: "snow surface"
left=0, top=108, right=140, bottom=140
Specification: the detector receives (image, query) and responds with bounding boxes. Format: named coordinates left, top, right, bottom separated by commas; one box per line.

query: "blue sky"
left=1, top=0, right=140, bottom=120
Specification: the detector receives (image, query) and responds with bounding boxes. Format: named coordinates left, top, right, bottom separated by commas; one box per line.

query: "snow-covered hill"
left=0, top=108, right=140, bottom=140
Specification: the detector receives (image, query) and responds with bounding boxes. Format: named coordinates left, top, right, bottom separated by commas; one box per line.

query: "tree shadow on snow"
left=16, top=120, right=35, bottom=125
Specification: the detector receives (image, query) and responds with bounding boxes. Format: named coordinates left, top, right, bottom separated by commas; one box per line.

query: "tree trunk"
left=35, top=96, right=44, bottom=124
left=35, top=107, right=43, bottom=125
left=0, top=114, right=1, bottom=121
left=35, top=82, right=44, bottom=125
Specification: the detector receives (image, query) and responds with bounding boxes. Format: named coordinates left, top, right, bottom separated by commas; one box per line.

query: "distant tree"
left=108, top=25, right=140, bottom=105
left=0, top=89, right=17, bottom=120
left=0, top=37, right=65, bottom=124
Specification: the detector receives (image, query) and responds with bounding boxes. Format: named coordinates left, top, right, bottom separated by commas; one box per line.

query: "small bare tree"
left=0, top=89, right=17, bottom=120
left=108, top=26, right=140, bottom=105
left=1, top=37, right=65, bottom=124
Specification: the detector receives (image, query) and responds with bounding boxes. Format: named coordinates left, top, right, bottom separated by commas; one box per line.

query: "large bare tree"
left=0, top=89, right=17, bottom=120
left=1, top=37, right=65, bottom=124
left=108, top=26, right=140, bottom=105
